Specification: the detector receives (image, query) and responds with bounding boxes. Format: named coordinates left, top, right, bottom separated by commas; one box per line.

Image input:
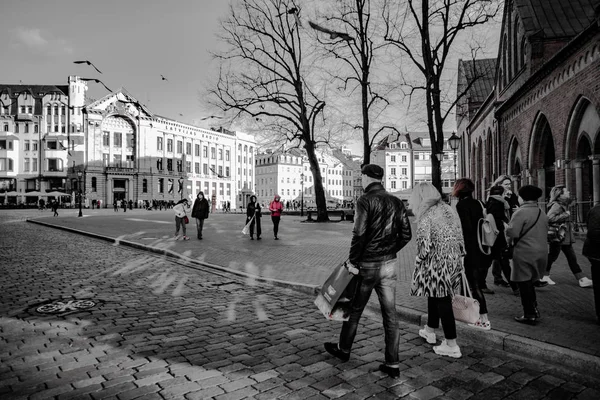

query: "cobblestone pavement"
left=25, top=208, right=600, bottom=361
left=1, top=210, right=600, bottom=399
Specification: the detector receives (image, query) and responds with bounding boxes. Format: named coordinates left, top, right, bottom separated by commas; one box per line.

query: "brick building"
left=458, top=0, right=600, bottom=222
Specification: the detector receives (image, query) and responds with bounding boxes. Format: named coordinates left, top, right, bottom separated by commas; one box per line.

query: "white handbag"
left=452, top=270, right=480, bottom=324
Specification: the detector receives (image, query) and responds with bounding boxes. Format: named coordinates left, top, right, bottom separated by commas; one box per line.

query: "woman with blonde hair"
left=542, top=185, right=593, bottom=287
left=409, top=182, right=465, bottom=358
left=493, top=175, right=519, bottom=212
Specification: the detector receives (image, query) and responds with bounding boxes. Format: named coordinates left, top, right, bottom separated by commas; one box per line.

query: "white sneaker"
left=418, top=326, right=436, bottom=344
left=579, top=277, right=593, bottom=288
left=468, top=318, right=491, bottom=331
left=433, top=340, right=462, bottom=358
left=541, top=276, right=556, bottom=285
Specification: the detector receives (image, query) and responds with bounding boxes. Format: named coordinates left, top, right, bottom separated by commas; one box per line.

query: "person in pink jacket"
left=269, top=194, right=284, bottom=240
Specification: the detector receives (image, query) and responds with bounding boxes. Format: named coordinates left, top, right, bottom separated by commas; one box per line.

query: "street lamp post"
left=448, top=131, right=461, bottom=182
left=77, top=170, right=83, bottom=217
left=300, top=173, right=304, bottom=217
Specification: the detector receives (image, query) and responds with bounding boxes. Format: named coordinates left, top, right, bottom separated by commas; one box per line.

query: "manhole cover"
left=32, top=298, right=100, bottom=316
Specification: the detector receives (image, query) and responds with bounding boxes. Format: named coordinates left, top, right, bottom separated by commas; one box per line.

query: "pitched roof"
left=515, top=0, right=600, bottom=39
left=0, top=84, right=69, bottom=96
left=458, top=58, right=496, bottom=104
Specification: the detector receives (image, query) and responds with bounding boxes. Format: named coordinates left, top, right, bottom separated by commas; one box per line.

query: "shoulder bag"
left=505, top=209, right=541, bottom=258
left=452, top=269, right=480, bottom=324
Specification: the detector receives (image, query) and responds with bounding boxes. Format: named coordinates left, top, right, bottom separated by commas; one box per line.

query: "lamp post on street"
left=77, top=170, right=83, bottom=217
left=448, top=131, right=461, bottom=182
left=300, top=173, right=305, bottom=217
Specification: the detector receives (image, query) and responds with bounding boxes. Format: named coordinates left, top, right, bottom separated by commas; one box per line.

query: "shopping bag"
left=452, top=270, right=480, bottom=324
left=314, top=260, right=359, bottom=321
left=242, top=216, right=254, bottom=235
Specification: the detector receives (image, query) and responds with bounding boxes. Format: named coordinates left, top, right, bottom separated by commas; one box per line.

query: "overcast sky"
left=0, top=0, right=230, bottom=126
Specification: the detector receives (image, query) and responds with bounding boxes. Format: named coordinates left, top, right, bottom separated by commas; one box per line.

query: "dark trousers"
left=547, top=244, right=582, bottom=276
left=427, top=296, right=456, bottom=340
left=271, top=216, right=281, bottom=237
left=517, top=280, right=537, bottom=317
left=589, top=259, right=600, bottom=321
left=247, top=216, right=261, bottom=238
left=195, top=218, right=205, bottom=238
left=465, top=267, right=487, bottom=314
left=340, top=259, right=399, bottom=367
left=491, top=255, right=519, bottom=290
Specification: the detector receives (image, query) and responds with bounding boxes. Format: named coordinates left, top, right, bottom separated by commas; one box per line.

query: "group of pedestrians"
left=323, top=164, right=597, bottom=377
left=171, top=192, right=286, bottom=241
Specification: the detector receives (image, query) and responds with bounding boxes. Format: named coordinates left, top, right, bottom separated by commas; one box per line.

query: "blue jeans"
left=339, top=259, right=399, bottom=367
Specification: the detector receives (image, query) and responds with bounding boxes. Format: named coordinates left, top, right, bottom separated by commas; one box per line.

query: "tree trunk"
left=304, top=139, right=329, bottom=221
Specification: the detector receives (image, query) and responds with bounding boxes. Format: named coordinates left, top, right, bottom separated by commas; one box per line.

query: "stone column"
left=537, top=168, right=546, bottom=201
left=590, top=155, right=600, bottom=206
left=564, top=160, right=572, bottom=192
left=574, top=160, right=584, bottom=220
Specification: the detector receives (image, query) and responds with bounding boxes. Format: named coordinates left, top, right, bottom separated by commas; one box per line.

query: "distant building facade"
left=0, top=77, right=256, bottom=209
left=254, top=147, right=361, bottom=207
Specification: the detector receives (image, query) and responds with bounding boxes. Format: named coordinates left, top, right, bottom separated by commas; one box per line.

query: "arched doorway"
left=507, top=136, right=522, bottom=189
left=566, top=97, right=600, bottom=208
left=529, top=113, right=555, bottom=202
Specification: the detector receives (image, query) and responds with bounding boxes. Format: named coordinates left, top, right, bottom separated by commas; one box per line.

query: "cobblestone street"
left=1, top=210, right=600, bottom=399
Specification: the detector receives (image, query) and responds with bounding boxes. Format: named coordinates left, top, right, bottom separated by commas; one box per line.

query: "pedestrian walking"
left=128, top=199, right=133, bottom=210
left=542, top=185, right=593, bottom=288
left=506, top=185, right=548, bottom=325
left=246, top=195, right=262, bottom=240
left=173, top=199, right=190, bottom=240
left=113, top=199, right=118, bottom=212
left=191, top=192, right=209, bottom=240
left=487, top=185, right=519, bottom=295
left=51, top=200, right=59, bottom=217
left=269, top=194, right=284, bottom=240
left=488, top=175, right=520, bottom=286
left=453, top=178, right=492, bottom=330
left=121, top=199, right=127, bottom=213
left=323, top=164, right=412, bottom=378
left=38, top=198, right=45, bottom=211
left=410, top=182, right=465, bottom=358
left=582, top=204, right=600, bottom=323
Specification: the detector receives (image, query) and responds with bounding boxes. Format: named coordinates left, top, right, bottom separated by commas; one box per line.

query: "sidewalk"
left=28, top=208, right=600, bottom=376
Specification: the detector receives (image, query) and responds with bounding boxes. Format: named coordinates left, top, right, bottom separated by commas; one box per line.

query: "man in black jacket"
left=324, top=164, right=412, bottom=378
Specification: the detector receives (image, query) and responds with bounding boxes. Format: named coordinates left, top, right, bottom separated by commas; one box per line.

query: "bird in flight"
left=73, top=60, right=102, bottom=74
left=308, top=21, right=353, bottom=41
left=161, top=75, right=168, bottom=81
left=200, top=115, right=223, bottom=120
left=80, top=78, right=112, bottom=92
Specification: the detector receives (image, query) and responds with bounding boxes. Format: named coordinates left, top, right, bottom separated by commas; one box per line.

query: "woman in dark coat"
left=246, top=195, right=262, bottom=240
left=583, top=204, right=600, bottom=323
left=453, top=178, right=491, bottom=330
left=191, top=192, right=210, bottom=240
left=486, top=185, right=519, bottom=295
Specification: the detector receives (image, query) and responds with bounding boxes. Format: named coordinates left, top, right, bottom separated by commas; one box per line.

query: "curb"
left=27, top=219, right=600, bottom=378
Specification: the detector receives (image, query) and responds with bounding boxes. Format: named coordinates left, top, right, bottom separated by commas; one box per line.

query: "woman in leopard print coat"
left=409, top=182, right=465, bottom=358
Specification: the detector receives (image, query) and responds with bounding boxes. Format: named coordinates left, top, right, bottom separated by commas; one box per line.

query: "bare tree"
left=310, top=0, right=395, bottom=165
left=209, top=0, right=332, bottom=221
left=383, top=0, right=500, bottom=192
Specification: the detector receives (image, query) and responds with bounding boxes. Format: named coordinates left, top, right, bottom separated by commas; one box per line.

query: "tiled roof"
left=458, top=58, right=496, bottom=104
left=0, top=84, right=69, bottom=96
left=515, top=0, right=599, bottom=39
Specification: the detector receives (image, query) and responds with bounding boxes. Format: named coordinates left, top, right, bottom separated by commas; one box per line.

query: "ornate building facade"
left=0, top=76, right=256, bottom=209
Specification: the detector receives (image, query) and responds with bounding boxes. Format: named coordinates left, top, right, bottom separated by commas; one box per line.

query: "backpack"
left=477, top=201, right=498, bottom=255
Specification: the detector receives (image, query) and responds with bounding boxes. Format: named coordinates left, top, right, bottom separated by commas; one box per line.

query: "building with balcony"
left=0, top=76, right=256, bottom=209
